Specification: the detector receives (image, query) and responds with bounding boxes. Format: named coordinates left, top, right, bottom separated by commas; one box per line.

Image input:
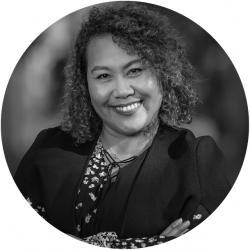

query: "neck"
left=100, top=119, right=159, bottom=160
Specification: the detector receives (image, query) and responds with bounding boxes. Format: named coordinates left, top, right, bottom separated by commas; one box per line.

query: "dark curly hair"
left=61, top=2, right=199, bottom=143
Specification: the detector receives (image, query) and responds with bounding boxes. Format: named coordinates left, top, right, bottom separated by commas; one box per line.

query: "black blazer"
left=14, top=125, right=231, bottom=238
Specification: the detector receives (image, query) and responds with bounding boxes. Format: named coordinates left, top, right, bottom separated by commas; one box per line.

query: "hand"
left=161, top=218, right=190, bottom=237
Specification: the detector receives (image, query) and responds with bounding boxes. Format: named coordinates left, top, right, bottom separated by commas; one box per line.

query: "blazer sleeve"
left=195, top=136, right=231, bottom=214
left=14, top=129, right=51, bottom=216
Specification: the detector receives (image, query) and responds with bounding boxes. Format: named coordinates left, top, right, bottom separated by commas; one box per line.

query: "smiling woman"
left=12, top=2, right=234, bottom=248
left=87, top=34, right=162, bottom=143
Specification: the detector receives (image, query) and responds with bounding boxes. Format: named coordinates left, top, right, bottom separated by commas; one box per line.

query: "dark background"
left=1, top=2, right=248, bottom=185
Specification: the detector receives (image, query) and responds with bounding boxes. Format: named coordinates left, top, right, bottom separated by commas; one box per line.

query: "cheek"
left=143, top=77, right=162, bottom=99
left=143, top=78, right=163, bottom=113
left=88, top=81, right=110, bottom=108
left=146, top=78, right=157, bottom=89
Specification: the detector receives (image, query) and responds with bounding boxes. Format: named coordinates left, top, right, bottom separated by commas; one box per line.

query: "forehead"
left=86, top=34, right=140, bottom=69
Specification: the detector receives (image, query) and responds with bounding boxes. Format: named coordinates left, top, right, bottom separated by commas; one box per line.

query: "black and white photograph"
left=0, top=0, right=249, bottom=249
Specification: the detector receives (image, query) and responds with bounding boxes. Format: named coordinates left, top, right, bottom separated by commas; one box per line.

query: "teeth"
left=115, top=102, right=141, bottom=112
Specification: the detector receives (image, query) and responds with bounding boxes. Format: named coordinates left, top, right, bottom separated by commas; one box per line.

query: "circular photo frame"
left=1, top=1, right=248, bottom=249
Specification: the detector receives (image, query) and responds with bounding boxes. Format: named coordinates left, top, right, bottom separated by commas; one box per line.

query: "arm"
left=191, top=136, right=231, bottom=227
left=14, top=129, right=51, bottom=217
left=82, top=218, right=190, bottom=248
left=196, top=136, right=231, bottom=212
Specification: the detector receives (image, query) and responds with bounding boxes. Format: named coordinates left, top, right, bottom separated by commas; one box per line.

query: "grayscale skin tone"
left=86, top=34, right=190, bottom=237
left=161, top=218, right=190, bottom=237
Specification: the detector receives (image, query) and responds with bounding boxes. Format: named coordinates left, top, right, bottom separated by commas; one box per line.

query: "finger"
left=161, top=219, right=188, bottom=237
left=175, top=228, right=189, bottom=238
left=174, top=220, right=190, bottom=234
left=166, top=220, right=190, bottom=237
left=175, top=220, right=190, bottom=231
left=161, top=218, right=183, bottom=236
left=180, top=228, right=189, bottom=235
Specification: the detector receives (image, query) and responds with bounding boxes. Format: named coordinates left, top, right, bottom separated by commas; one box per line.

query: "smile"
left=113, top=102, right=142, bottom=114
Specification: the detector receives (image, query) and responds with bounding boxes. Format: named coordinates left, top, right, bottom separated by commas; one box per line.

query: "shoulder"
left=157, top=124, right=197, bottom=157
left=27, top=126, right=96, bottom=155
left=195, top=135, right=223, bottom=159
left=157, top=124, right=224, bottom=162
left=32, top=126, right=64, bottom=144
left=158, top=124, right=219, bottom=150
left=15, top=126, right=97, bottom=179
left=158, top=124, right=196, bottom=143
left=33, top=126, right=73, bottom=146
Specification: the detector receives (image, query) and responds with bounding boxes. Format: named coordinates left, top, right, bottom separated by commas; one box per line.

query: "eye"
left=96, top=73, right=111, bottom=80
left=127, top=68, right=143, bottom=77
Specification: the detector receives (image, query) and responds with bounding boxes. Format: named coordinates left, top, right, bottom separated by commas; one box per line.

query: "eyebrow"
left=90, top=59, right=142, bottom=74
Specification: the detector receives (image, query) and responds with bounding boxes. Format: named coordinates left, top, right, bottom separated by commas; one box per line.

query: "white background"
left=0, top=0, right=249, bottom=249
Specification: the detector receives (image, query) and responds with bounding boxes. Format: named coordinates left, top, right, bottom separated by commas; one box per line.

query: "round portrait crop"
left=1, top=1, right=248, bottom=248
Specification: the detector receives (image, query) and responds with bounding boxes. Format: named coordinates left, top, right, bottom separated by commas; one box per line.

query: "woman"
left=14, top=2, right=231, bottom=248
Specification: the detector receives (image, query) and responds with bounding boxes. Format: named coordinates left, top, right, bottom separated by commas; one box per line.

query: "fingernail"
left=183, top=220, right=190, bottom=227
left=172, top=218, right=183, bottom=227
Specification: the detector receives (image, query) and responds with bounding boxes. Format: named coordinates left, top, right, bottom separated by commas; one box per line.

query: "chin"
left=118, top=122, right=147, bottom=136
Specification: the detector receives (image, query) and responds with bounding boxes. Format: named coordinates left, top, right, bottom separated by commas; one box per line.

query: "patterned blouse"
left=27, top=138, right=170, bottom=248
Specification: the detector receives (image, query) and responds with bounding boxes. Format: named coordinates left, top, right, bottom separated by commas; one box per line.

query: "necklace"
left=106, top=147, right=122, bottom=162
left=100, top=118, right=159, bottom=161
left=97, top=138, right=137, bottom=182
left=104, top=149, right=136, bottom=182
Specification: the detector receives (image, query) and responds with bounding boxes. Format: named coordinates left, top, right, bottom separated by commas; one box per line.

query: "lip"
left=110, top=100, right=142, bottom=108
left=111, top=101, right=142, bottom=116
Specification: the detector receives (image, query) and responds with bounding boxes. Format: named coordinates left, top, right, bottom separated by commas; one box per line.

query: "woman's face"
left=86, top=34, right=162, bottom=136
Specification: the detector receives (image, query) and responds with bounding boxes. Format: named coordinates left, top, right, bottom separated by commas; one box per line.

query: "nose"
left=112, top=76, right=135, bottom=98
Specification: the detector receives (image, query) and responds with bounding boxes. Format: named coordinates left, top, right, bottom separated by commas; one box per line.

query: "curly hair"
left=61, top=2, right=199, bottom=144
